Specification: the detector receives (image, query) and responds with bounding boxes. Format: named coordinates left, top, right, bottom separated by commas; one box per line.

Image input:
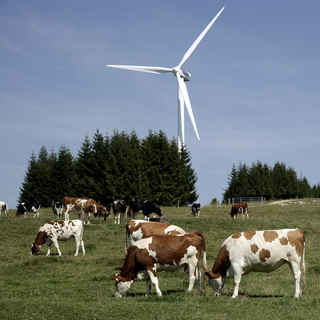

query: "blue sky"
left=1, top=1, right=320, bottom=209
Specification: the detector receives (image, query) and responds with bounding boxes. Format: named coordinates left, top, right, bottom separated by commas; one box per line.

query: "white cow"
left=0, top=201, right=8, bottom=217
left=31, top=220, right=85, bottom=256
left=205, top=228, right=305, bottom=299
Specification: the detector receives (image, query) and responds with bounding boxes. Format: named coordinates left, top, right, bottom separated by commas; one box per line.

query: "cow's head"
left=156, top=207, right=162, bottom=217
left=31, top=243, right=41, bottom=256
left=112, top=274, right=134, bottom=298
left=205, top=271, right=225, bottom=296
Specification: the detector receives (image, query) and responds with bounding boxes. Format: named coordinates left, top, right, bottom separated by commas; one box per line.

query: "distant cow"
left=125, top=219, right=186, bottom=252
left=63, top=196, right=106, bottom=221
left=113, top=232, right=207, bottom=297
left=52, top=201, right=63, bottom=218
left=205, top=228, right=306, bottom=299
left=0, top=201, right=8, bottom=217
left=113, top=199, right=128, bottom=224
left=73, top=199, right=97, bottom=224
left=31, top=219, right=85, bottom=256
left=230, top=202, right=248, bottom=219
left=129, top=200, right=162, bottom=221
left=16, top=202, right=41, bottom=218
left=191, top=202, right=201, bottom=217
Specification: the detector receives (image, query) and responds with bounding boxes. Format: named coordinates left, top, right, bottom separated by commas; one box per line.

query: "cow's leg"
left=51, top=238, right=62, bottom=256
left=147, top=269, right=162, bottom=296
left=74, top=236, right=80, bottom=256
left=80, top=240, right=85, bottom=255
left=289, top=259, right=302, bottom=298
left=145, top=279, right=152, bottom=296
left=24, top=212, right=27, bottom=218
left=187, top=260, right=197, bottom=292
left=246, top=209, right=249, bottom=219
left=231, top=266, right=242, bottom=298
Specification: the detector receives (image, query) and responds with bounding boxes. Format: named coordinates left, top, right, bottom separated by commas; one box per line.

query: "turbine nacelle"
left=173, top=67, right=191, bottom=82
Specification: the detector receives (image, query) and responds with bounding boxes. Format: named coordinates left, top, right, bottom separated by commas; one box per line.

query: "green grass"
left=1, top=201, right=320, bottom=319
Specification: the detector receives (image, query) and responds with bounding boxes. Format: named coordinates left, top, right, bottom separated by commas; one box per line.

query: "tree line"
left=223, top=160, right=320, bottom=202
left=18, top=129, right=198, bottom=208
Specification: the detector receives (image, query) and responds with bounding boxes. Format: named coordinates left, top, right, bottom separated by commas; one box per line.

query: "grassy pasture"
left=1, top=201, right=320, bottom=320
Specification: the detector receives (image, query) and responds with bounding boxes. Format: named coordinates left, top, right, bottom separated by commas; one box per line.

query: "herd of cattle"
left=1, top=199, right=306, bottom=298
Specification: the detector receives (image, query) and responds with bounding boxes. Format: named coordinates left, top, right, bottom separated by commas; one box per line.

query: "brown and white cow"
left=230, top=202, right=248, bottom=219
left=63, top=196, right=105, bottom=221
left=125, top=219, right=186, bottom=252
left=73, top=199, right=97, bottom=224
left=205, top=228, right=306, bottom=299
left=31, top=220, right=85, bottom=256
left=113, top=232, right=207, bottom=297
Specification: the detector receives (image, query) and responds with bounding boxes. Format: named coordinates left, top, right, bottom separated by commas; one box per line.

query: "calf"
left=0, top=201, right=8, bottom=217
left=113, top=232, right=207, bottom=297
left=191, top=202, right=201, bottom=217
left=125, top=219, right=186, bottom=252
left=52, top=201, right=63, bottom=218
left=16, top=202, right=41, bottom=218
left=230, top=202, right=248, bottom=219
left=31, top=220, right=85, bottom=256
left=205, top=228, right=306, bottom=298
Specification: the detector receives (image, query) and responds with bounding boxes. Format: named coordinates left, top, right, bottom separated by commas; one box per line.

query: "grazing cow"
left=113, top=199, right=128, bottom=224
left=16, top=202, right=41, bottom=218
left=230, top=202, right=248, bottom=219
left=52, top=201, right=63, bottom=218
left=191, top=202, right=201, bottom=217
left=113, top=232, right=207, bottom=297
left=129, top=200, right=162, bottom=221
left=63, top=196, right=106, bottom=221
left=0, top=201, right=8, bottom=217
left=205, top=228, right=306, bottom=299
left=125, top=219, right=186, bottom=252
left=31, top=219, right=85, bottom=256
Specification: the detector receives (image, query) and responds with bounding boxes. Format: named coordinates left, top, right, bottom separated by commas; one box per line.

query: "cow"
left=52, top=201, right=63, bottom=218
left=16, top=202, right=41, bottom=218
left=205, top=228, right=306, bottom=299
left=0, top=201, right=8, bottom=217
left=31, top=219, right=85, bottom=256
left=125, top=219, right=186, bottom=252
left=63, top=196, right=106, bottom=221
left=129, top=200, right=162, bottom=221
left=113, top=199, right=128, bottom=224
left=113, top=232, right=207, bottom=298
left=191, top=202, right=201, bottom=217
left=73, top=199, right=97, bottom=224
left=230, top=202, right=248, bottom=219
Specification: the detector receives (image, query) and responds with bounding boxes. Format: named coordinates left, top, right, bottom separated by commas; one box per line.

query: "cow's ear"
left=205, top=271, right=213, bottom=279
left=112, top=276, right=119, bottom=282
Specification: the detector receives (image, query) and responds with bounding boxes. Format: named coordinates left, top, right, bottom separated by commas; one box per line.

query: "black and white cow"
left=0, top=201, right=8, bottom=217
left=52, top=201, right=63, bottom=218
left=16, top=202, right=41, bottom=218
left=191, top=202, right=201, bottom=217
left=129, top=200, right=162, bottom=221
left=113, top=199, right=128, bottom=224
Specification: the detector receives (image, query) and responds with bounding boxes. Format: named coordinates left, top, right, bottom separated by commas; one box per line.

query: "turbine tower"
left=107, top=7, right=224, bottom=150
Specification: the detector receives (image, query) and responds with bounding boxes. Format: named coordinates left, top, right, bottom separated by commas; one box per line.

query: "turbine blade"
left=176, top=76, right=200, bottom=140
left=178, top=7, right=225, bottom=68
left=106, top=65, right=173, bottom=74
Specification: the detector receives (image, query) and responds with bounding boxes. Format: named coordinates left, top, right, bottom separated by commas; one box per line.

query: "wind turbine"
left=107, top=7, right=224, bottom=150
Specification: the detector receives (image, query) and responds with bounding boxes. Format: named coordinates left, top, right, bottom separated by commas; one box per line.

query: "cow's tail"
left=301, top=239, right=306, bottom=289
left=194, top=231, right=207, bottom=292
